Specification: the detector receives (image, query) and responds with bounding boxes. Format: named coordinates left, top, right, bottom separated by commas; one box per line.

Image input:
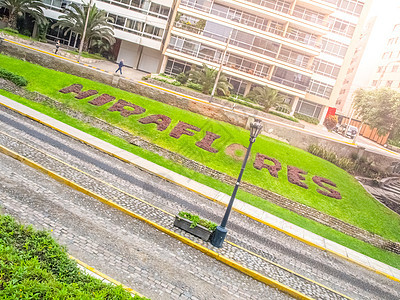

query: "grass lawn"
left=1, top=54, right=400, bottom=268
left=0, top=215, right=147, bottom=299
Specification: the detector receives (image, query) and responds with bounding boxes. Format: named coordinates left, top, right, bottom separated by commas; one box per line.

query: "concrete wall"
left=1, top=40, right=399, bottom=174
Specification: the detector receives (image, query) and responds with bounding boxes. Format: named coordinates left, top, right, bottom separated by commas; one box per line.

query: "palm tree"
left=189, top=63, right=233, bottom=96
left=247, top=85, right=287, bottom=112
left=0, top=0, right=47, bottom=30
left=52, top=2, right=115, bottom=52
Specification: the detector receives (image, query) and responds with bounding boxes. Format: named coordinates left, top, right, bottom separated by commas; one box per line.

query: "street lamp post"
left=210, top=118, right=263, bottom=248
left=77, top=0, right=93, bottom=63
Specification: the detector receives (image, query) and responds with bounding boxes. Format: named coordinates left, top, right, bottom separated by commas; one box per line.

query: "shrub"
left=186, top=81, right=203, bottom=91
left=175, top=72, right=188, bottom=84
left=0, top=215, right=148, bottom=299
left=178, top=211, right=217, bottom=231
left=172, top=80, right=182, bottom=86
left=294, top=113, right=319, bottom=125
left=324, top=115, right=338, bottom=131
left=141, top=74, right=150, bottom=80
left=269, top=111, right=299, bottom=122
left=0, top=68, right=28, bottom=86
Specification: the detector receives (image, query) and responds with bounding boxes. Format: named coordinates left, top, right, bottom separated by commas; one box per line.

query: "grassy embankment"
left=1, top=54, right=400, bottom=269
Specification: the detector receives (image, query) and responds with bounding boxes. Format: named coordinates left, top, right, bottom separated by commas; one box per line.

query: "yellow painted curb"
left=0, top=144, right=315, bottom=300
left=69, top=255, right=144, bottom=297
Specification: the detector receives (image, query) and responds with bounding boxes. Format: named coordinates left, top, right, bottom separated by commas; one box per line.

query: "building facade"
left=160, top=0, right=371, bottom=122
left=43, top=0, right=176, bottom=72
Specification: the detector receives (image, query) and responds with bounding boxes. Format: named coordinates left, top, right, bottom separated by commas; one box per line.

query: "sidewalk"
left=0, top=93, right=399, bottom=282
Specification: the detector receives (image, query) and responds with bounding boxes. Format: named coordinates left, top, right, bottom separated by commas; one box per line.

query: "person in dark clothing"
left=115, top=59, right=124, bottom=74
left=55, top=40, right=60, bottom=54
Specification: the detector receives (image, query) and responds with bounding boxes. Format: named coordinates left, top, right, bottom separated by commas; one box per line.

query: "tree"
left=52, top=2, right=115, bottom=52
left=0, top=0, right=47, bottom=30
left=246, top=85, right=286, bottom=112
left=189, top=63, right=233, bottom=96
left=353, top=88, right=400, bottom=137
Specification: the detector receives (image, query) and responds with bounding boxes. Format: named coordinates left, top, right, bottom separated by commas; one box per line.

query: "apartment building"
left=160, top=0, right=371, bottom=122
left=370, top=10, right=400, bottom=91
left=43, top=0, right=176, bottom=72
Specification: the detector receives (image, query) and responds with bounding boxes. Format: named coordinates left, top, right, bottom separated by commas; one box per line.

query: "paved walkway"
left=0, top=93, right=399, bottom=283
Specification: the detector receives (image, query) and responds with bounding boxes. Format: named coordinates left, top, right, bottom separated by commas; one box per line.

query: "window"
left=337, top=0, right=364, bottom=17
left=271, top=67, right=311, bottom=91
left=312, top=59, right=340, bottom=79
left=321, top=38, right=348, bottom=58
left=386, top=80, right=393, bottom=87
left=307, top=80, right=333, bottom=99
left=372, top=80, right=377, bottom=86
left=329, top=17, right=356, bottom=38
left=392, top=65, right=399, bottom=72
left=295, top=99, right=322, bottom=118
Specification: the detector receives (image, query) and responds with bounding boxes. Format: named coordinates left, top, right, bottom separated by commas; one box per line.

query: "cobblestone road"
left=0, top=106, right=399, bottom=299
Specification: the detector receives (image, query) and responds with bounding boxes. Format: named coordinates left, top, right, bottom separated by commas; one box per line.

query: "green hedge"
left=0, top=67, right=28, bottom=86
left=294, top=112, right=319, bottom=125
left=0, top=215, right=148, bottom=299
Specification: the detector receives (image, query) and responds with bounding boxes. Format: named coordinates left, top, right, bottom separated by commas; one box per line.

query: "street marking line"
left=0, top=99, right=398, bottom=283
left=0, top=144, right=318, bottom=300
left=69, top=255, right=144, bottom=297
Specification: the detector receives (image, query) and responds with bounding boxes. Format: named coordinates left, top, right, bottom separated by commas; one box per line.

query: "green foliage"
left=246, top=85, right=287, bottom=112
left=307, top=144, right=381, bottom=178
left=51, top=2, right=115, bottom=52
left=189, top=63, right=233, bottom=96
left=0, top=67, right=28, bottom=86
left=0, top=215, right=146, bottom=299
left=186, top=81, right=203, bottom=91
left=0, top=0, right=48, bottom=29
left=2, top=27, right=19, bottom=34
left=388, top=139, right=400, bottom=148
left=269, top=111, right=299, bottom=123
left=175, top=72, right=188, bottom=84
left=141, top=74, right=150, bottom=81
left=294, top=113, right=319, bottom=125
left=178, top=212, right=217, bottom=231
left=171, top=80, right=181, bottom=86
left=353, top=88, right=400, bottom=137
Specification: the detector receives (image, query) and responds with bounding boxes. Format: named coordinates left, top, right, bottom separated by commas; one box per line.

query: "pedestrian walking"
left=115, top=59, right=124, bottom=75
left=55, top=40, right=60, bottom=54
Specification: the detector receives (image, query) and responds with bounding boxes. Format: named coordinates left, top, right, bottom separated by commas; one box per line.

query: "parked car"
left=345, top=125, right=358, bottom=139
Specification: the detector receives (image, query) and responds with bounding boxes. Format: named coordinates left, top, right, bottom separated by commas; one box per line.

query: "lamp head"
left=249, top=118, right=263, bottom=142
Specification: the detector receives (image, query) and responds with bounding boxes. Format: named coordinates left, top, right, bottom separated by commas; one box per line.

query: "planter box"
left=174, top=215, right=213, bottom=241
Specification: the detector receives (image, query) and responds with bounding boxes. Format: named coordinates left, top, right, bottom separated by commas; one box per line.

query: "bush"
left=141, top=74, right=150, bottom=80
left=307, top=144, right=382, bottom=178
left=175, top=72, right=188, bottom=84
left=172, top=80, right=182, bottom=86
left=0, top=68, right=28, bottom=86
left=269, top=111, right=299, bottom=123
left=186, top=81, right=202, bottom=91
left=0, top=215, right=148, bottom=299
left=294, top=113, right=319, bottom=125
left=324, top=115, right=338, bottom=131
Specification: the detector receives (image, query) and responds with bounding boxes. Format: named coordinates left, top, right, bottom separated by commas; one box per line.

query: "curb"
left=0, top=97, right=399, bottom=283
left=0, top=143, right=317, bottom=300
left=69, top=255, right=144, bottom=297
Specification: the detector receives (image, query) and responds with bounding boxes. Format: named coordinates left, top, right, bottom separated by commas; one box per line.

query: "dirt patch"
left=225, top=143, right=246, bottom=161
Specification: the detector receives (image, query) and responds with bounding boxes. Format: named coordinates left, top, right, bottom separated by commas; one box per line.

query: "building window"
left=328, top=17, right=356, bottom=38
left=312, top=59, right=340, bottom=79
left=321, top=38, right=348, bottom=58
left=295, top=99, right=322, bottom=118
left=271, top=67, right=311, bottom=91
left=164, top=58, right=192, bottom=75
left=392, top=65, right=399, bottom=72
left=307, top=80, right=333, bottom=99
left=372, top=80, right=377, bottom=86
left=386, top=80, right=393, bottom=87
left=337, top=0, right=364, bottom=17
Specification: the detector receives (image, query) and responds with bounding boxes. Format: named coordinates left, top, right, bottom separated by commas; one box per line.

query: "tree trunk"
left=8, top=13, right=18, bottom=30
